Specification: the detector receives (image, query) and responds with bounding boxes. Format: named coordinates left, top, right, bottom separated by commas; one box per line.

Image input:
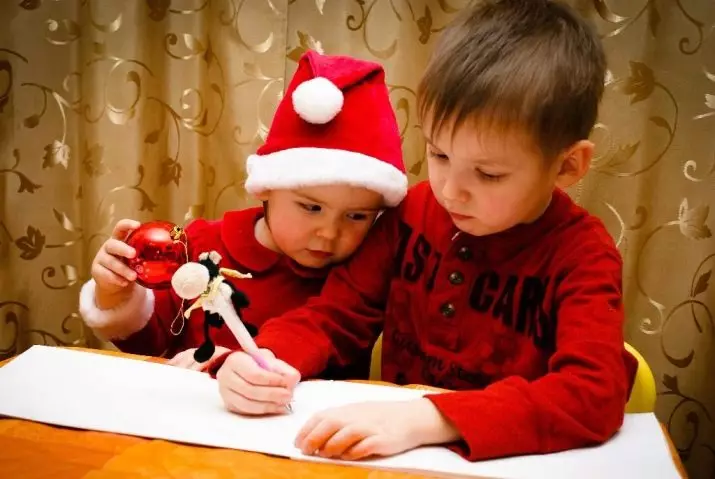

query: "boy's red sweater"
left=247, top=182, right=637, bottom=461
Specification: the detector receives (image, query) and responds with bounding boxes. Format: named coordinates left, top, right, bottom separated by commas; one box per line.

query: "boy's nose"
left=442, top=176, right=468, bottom=203
left=316, top=222, right=339, bottom=240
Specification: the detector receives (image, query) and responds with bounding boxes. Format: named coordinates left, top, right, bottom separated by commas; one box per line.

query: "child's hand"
left=91, top=219, right=141, bottom=309
left=295, top=398, right=460, bottom=460
left=168, top=346, right=231, bottom=371
left=216, top=349, right=300, bottom=415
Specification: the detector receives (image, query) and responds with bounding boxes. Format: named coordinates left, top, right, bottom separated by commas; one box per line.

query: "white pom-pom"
left=292, top=77, right=344, bottom=124
left=171, top=262, right=210, bottom=300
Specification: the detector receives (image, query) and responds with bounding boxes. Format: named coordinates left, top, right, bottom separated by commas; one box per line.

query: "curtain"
left=1, top=1, right=713, bottom=476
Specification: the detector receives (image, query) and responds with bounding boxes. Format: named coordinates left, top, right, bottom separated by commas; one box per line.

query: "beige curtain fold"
left=1, top=1, right=713, bottom=476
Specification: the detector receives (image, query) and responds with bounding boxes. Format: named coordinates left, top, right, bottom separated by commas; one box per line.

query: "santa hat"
left=244, top=50, right=407, bottom=206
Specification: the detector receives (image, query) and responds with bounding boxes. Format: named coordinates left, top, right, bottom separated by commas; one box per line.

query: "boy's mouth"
left=448, top=211, right=472, bottom=222
left=306, top=249, right=333, bottom=259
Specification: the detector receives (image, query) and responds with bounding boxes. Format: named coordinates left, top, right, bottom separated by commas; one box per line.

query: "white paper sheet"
left=0, top=346, right=681, bottom=479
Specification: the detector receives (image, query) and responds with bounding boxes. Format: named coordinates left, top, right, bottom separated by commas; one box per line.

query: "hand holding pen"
left=211, top=289, right=298, bottom=414
left=215, top=346, right=300, bottom=416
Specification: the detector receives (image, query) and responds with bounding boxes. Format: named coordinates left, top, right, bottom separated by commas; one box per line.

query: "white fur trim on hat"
left=292, top=77, right=344, bottom=124
left=245, top=147, right=408, bottom=206
left=79, top=279, right=155, bottom=341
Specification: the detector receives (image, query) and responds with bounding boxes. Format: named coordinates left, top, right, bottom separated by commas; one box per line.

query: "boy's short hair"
left=418, top=0, right=606, bottom=159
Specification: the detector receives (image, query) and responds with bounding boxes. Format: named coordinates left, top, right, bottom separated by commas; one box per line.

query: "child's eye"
left=298, top=202, right=321, bottom=213
left=347, top=212, right=369, bottom=221
left=476, top=170, right=503, bottom=182
left=427, top=149, right=448, bottom=161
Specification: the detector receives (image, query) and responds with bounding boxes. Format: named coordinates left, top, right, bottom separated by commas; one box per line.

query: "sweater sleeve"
left=252, top=209, right=400, bottom=379
left=78, top=219, right=205, bottom=357
left=425, top=239, right=635, bottom=461
left=78, top=279, right=184, bottom=357
left=108, top=288, right=184, bottom=356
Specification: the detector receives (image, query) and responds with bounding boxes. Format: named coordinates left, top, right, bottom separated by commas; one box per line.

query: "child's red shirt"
left=249, top=182, right=638, bottom=460
left=80, top=207, right=373, bottom=379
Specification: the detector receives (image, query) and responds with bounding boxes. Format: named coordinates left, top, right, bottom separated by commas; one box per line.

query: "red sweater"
left=252, top=182, right=638, bottom=461
left=80, top=208, right=372, bottom=379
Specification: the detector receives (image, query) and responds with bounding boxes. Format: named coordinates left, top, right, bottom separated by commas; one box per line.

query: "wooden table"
left=0, top=348, right=688, bottom=479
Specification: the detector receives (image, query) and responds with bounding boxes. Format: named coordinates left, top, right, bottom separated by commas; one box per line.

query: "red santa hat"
left=244, top=50, right=407, bottom=206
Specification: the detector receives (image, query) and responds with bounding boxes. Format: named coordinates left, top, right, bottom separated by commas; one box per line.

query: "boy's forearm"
left=254, top=211, right=400, bottom=378
left=423, top=341, right=629, bottom=461
left=80, top=280, right=155, bottom=343
left=254, top=325, right=330, bottom=378
left=111, top=289, right=178, bottom=357
left=409, top=398, right=461, bottom=447
left=255, top=289, right=383, bottom=378
left=205, top=288, right=381, bottom=379
left=111, top=318, right=169, bottom=356
left=95, top=285, right=137, bottom=310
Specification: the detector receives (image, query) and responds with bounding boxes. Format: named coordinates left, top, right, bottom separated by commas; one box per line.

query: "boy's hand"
left=295, top=398, right=460, bottom=460
left=217, top=349, right=300, bottom=415
left=168, top=346, right=231, bottom=371
left=91, top=219, right=142, bottom=309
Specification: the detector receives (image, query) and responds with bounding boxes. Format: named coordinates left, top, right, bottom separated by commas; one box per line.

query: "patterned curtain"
left=1, top=1, right=713, bottom=476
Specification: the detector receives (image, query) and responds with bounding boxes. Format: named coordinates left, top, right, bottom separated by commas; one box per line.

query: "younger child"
left=78, top=51, right=407, bottom=377
left=211, top=0, right=638, bottom=462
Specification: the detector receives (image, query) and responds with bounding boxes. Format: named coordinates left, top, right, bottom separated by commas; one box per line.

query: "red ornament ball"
left=124, top=221, right=188, bottom=290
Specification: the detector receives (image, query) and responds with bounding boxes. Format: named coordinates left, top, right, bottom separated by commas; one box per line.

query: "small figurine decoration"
left=123, top=221, right=189, bottom=289
left=121, top=221, right=261, bottom=363
left=171, top=250, right=260, bottom=365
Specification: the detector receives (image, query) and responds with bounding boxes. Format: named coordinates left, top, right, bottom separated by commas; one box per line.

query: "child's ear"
left=555, top=140, right=593, bottom=189
left=254, top=191, right=270, bottom=202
